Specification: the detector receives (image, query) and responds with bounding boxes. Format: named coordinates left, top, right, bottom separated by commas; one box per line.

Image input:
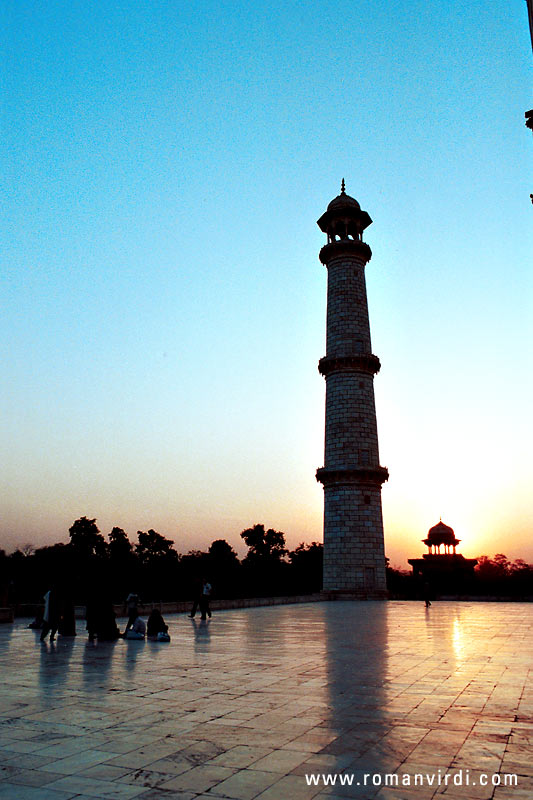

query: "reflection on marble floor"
left=0, top=601, right=532, bottom=799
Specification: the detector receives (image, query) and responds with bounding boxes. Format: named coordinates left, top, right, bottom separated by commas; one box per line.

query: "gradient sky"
left=2, top=0, right=532, bottom=567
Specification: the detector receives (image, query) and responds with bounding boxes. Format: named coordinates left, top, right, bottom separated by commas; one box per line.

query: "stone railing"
left=13, top=594, right=324, bottom=620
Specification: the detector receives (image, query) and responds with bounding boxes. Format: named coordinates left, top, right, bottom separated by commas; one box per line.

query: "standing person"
left=188, top=577, right=202, bottom=618
left=40, top=586, right=60, bottom=642
left=123, top=591, right=140, bottom=636
left=199, top=577, right=212, bottom=620
left=423, top=582, right=432, bottom=608
left=58, top=582, right=77, bottom=637
left=86, top=592, right=100, bottom=642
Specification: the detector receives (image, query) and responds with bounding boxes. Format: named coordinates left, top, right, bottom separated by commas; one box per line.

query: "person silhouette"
left=188, top=577, right=202, bottom=618
left=86, top=589, right=120, bottom=641
left=147, top=608, right=169, bottom=640
left=40, top=586, right=60, bottom=642
left=423, top=582, right=432, bottom=608
left=199, top=577, right=212, bottom=620
left=125, top=615, right=145, bottom=639
left=123, top=591, right=140, bottom=636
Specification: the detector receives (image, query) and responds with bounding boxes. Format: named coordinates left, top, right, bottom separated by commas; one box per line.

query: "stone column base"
left=320, top=590, right=389, bottom=601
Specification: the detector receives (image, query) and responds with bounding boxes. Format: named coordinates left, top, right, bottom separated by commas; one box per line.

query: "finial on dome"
left=341, top=178, right=346, bottom=194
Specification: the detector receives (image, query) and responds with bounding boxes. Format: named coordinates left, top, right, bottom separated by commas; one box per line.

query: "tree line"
left=2, top=520, right=531, bottom=607
left=0, top=518, right=323, bottom=607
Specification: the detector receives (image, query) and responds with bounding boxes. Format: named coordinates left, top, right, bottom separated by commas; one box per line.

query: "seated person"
left=86, top=593, right=120, bottom=641
left=125, top=615, right=146, bottom=639
left=28, top=610, right=43, bottom=629
left=96, top=607, right=120, bottom=641
left=147, top=608, right=169, bottom=638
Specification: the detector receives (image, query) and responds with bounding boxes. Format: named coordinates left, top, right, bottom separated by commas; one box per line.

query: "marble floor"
left=0, top=601, right=532, bottom=800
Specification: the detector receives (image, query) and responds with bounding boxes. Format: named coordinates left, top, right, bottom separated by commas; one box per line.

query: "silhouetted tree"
left=179, top=549, right=210, bottom=598
left=16, top=543, right=35, bottom=558
left=135, top=530, right=179, bottom=602
left=108, top=527, right=133, bottom=560
left=106, top=528, right=137, bottom=600
left=289, top=541, right=322, bottom=566
left=208, top=539, right=241, bottom=598
left=386, top=564, right=415, bottom=598
left=34, top=542, right=71, bottom=566
left=474, top=554, right=533, bottom=597
left=492, top=553, right=511, bottom=575
left=27, top=543, right=74, bottom=602
left=209, top=539, right=239, bottom=563
left=240, top=524, right=288, bottom=563
left=288, top=542, right=323, bottom=593
left=475, top=554, right=509, bottom=584
left=66, top=518, right=107, bottom=603
left=180, top=549, right=209, bottom=569
left=508, top=559, right=533, bottom=597
left=135, top=530, right=178, bottom=566
left=69, top=517, right=107, bottom=558
left=0, top=548, right=9, bottom=606
left=511, top=558, right=530, bottom=572
left=240, top=524, right=289, bottom=596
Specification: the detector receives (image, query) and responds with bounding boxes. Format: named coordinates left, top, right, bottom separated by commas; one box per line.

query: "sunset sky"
left=2, top=0, right=532, bottom=568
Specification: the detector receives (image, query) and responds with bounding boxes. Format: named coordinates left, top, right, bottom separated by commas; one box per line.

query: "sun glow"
left=452, top=616, right=465, bottom=662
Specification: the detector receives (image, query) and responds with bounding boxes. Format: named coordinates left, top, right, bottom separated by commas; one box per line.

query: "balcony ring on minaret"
left=318, top=353, right=381, bottom=377
left=316, top=466, right=389, bottom=487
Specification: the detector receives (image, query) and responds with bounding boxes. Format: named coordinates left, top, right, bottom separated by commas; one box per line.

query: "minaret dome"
left=317, top=180, right=372, bottom=244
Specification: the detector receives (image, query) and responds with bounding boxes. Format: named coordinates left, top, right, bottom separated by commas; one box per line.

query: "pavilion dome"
left=327, top=192, right=360, bottom=211
left=426, top=521, right=458, bottom=546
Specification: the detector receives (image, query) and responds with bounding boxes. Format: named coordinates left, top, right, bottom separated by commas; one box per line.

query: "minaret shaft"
left=326, top=256, right=372, bottom=356
left=316, top=189, right=388, bottom=598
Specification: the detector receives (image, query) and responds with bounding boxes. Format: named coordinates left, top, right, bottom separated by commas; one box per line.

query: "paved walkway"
left=0, top=602, right=531, bottom=800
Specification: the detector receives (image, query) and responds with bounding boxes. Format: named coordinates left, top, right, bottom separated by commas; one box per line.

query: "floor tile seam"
left=408, top=727, right=469, bottom=761
left=512, top=678, right=529, bottom=716
left=36, top=772, right=150, bottom=799
left=497, top=726, right=520, bottom=778
left=450, top=694, right=493, bottom=716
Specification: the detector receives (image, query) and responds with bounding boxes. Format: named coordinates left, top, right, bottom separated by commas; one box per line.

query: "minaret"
left=316, top=181, right=388, bottom=598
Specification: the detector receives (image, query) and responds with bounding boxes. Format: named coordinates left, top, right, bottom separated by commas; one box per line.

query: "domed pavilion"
left=408, top=520, right=478, bottom=594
